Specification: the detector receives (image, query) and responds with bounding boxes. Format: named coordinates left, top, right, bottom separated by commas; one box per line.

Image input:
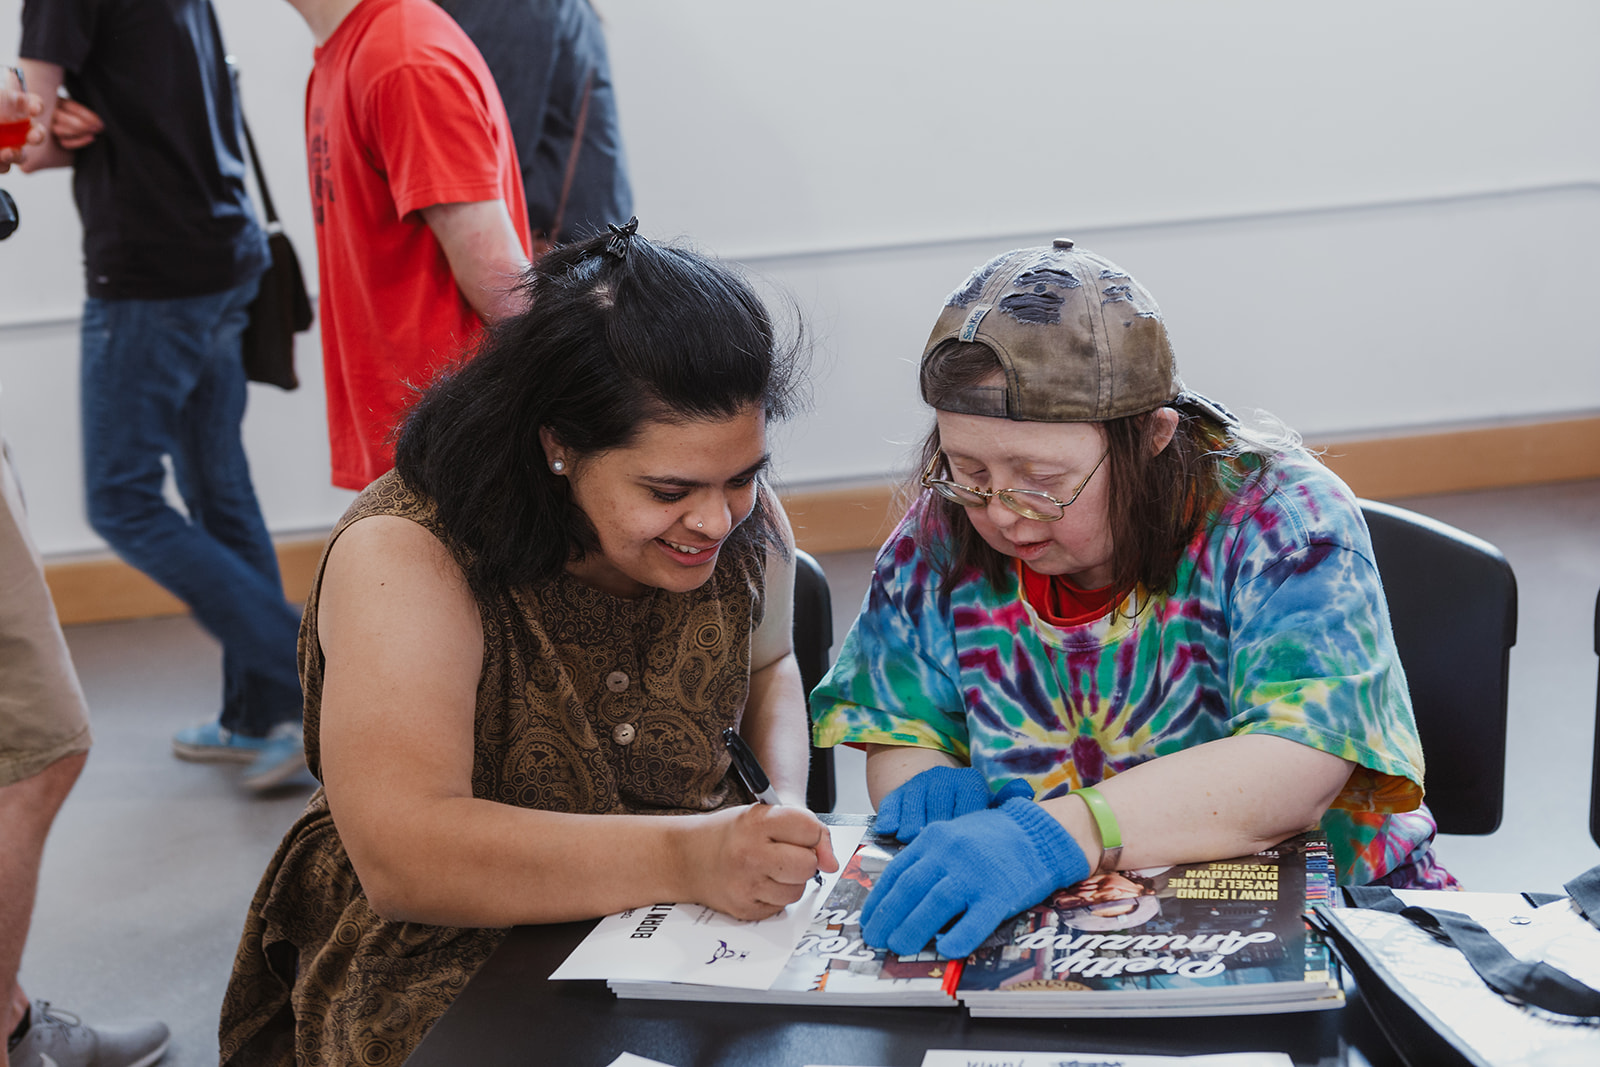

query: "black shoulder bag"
left=239, top=109, right=313, bottom=391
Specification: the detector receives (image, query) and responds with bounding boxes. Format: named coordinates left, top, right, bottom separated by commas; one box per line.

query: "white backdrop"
left=1, top=0, right=1597, bottom=556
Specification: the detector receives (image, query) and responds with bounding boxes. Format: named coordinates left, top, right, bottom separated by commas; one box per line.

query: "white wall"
left=1, top=0, right=1597, bottom=557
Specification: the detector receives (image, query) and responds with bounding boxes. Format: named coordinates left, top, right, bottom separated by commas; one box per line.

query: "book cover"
left=957, top=832, right=1342, bottom=1017
left=609, top=833, right=961, bottom=1006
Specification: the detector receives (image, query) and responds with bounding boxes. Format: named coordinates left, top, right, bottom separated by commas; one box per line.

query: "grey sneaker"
left=7, top=1000, right=169, bottom=1067
left=240, top=721, right=307, bottom=791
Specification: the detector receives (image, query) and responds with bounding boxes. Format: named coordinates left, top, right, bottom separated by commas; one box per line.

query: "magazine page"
left=959, top=834, right=1336, bottom=1011
left=609, top=831, right=960, bottom=1005
left=763, top=833, right=958, bottom=1000
left=549, top=823, right=868, bottom=988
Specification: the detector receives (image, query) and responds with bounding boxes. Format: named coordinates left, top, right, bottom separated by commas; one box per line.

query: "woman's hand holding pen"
left=677, top=804, right=840, bottom=922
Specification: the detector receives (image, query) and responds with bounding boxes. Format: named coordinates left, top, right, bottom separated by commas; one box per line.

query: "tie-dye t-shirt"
left=812, top=449, right=1455, bottom=889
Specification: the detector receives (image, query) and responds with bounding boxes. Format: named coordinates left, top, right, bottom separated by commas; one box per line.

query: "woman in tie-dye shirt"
left=813, top=241, right=1453, bottom=960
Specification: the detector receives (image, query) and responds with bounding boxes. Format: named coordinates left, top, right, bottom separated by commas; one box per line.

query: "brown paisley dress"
left=219, top=471, right=764, bottom=1066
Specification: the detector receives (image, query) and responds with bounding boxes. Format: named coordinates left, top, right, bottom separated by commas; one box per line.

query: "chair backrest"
left=1591, top=589, right=1599, bottom=849
left=1360, top=499, right=1517, bottom=836
left=793, top=548, right=836, bottom=813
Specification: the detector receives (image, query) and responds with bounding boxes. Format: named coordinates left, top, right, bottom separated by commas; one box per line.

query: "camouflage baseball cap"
left=921, top=239, right=1184, bottom=422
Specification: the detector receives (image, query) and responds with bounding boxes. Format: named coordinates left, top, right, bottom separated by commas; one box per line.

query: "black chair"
left=1360, top=500, right=1517, bottom=836
left=1591, top=589, right=1599, bottom=848
left=793, top=548, right=836, bottom=813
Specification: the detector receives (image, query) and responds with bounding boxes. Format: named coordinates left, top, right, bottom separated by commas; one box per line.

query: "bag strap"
left=238, top=109, right=280, bottom=230
left=1347, top=872, right=1600, bottom=1018
left=228, top=60, right=281, bottom=232
left=1565, top=863, right=1600, bottom=928
left=546, top=69, right=593, bottom=247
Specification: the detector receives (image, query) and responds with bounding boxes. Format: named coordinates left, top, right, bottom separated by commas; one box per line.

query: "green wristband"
left=1071, top=786, right=1123, bottom=874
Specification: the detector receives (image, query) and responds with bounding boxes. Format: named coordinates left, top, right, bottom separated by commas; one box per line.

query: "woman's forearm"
left=863, top=743, right=963, bottom=809
left=342, top=796, right=696, bottom=925
left=336, top=792, right=829, bottom=927
left=1038, top=733, right=1353, bottom=873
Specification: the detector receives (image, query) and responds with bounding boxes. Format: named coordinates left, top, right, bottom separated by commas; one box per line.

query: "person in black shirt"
left=17, top=0, right=307, bottom=800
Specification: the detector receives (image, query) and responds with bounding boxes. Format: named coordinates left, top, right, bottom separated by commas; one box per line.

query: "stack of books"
left=957, top=832, right=1340, bottom=1017
left=555, top=824, right=1342, bottom=1018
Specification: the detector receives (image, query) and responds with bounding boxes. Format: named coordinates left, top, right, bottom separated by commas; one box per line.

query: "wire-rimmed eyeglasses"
left=920, top=450, right=1107, bottom=522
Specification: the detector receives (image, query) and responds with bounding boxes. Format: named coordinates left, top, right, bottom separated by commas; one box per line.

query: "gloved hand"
left=874, top=765, right=1035, bottom=843
left=860, top=796, right=1089, bottom=959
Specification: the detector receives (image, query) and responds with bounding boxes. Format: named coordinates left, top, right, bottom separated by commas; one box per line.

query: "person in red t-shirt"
left=285, top=0, right=533, bottom=490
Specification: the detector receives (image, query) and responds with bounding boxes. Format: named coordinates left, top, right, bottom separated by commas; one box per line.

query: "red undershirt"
left=843, top=560, right=1124, bottom=752
left=1017, top=559, right=1125, bottom=626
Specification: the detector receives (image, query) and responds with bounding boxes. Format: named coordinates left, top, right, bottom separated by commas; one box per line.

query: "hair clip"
left=604, top=216, right=640, bottom=260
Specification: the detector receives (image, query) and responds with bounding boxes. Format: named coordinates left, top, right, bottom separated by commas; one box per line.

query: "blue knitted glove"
left=860, top=797, right=1089, bottom=959
left=875, top=766, right=1035, bottom=843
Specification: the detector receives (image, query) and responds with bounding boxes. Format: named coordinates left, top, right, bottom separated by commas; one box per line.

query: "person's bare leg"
left=0, top=750, right=86, bottom=1067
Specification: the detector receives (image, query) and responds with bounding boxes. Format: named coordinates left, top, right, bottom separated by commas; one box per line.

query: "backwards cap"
left=922, top=239, right=1212, bottom=422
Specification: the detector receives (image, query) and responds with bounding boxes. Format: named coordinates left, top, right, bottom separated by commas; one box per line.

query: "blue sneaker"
left=171, top=721, right=269, bottom=764
left=241, top=722, right=307, bottom=791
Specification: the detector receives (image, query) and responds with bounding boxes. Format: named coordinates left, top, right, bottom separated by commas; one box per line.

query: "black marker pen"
left=722, top=727, right=825, bottom=887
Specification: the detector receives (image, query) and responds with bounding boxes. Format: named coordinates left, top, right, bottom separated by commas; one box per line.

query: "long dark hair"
left=394, top=228, right=805, bottom=596
left=915, top=340, right=1255, bottom=596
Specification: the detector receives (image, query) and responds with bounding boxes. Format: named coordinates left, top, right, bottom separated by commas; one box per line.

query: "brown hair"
left=915, top=341, right=1254, bottom=596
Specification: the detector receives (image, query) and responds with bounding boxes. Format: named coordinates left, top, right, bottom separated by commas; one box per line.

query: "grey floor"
left=19, top=479, right=1600, bottom=1066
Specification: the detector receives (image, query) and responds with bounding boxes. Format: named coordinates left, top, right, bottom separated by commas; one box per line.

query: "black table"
left=405, top=918, right=1405, bottom=1067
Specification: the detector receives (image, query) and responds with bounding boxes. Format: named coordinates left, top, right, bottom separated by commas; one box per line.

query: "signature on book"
left=706, top=939, right=751, bottom=965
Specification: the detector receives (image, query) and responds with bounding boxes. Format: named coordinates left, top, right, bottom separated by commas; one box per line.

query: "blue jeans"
left=80, top=277, right=303, bottom=738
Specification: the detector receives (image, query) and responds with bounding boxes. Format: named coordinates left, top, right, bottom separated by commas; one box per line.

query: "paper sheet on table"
left=604, top=1055, right=678, bottom=1067
left=550, top=823, right=868, bottom=989
left=921, top=1053, right=1295, bottom=1067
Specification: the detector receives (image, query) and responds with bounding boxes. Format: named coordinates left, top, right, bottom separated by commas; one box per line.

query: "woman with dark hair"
left=220, top=221, right=835, bottom=1066
left=811, top=239, right=1453, bottom=963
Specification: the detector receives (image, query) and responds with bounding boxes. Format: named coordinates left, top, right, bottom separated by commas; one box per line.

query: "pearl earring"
left=551, top=460, right=565, bottom=473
